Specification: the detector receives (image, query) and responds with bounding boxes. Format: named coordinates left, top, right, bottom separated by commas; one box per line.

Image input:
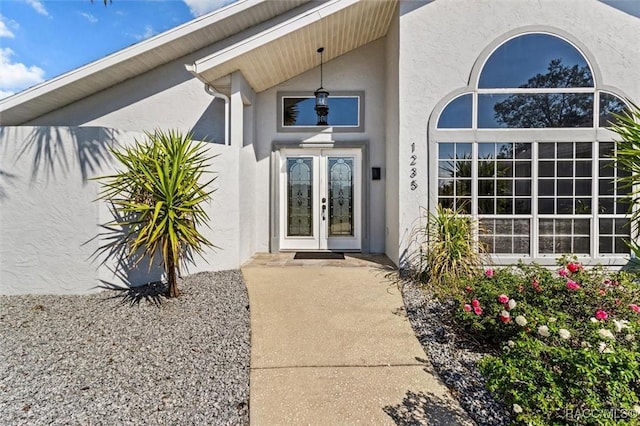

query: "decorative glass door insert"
left=287, top=158, right=313, bottom=236
left=279, top=149, right=361, bottom=251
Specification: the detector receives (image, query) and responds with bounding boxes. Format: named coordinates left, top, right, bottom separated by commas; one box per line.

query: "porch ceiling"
left=187, top=0, right=398, bottom=93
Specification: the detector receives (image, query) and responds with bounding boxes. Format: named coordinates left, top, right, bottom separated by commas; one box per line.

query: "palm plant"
left=417, top=205, right=488, bottom=296
left=96, top=130, right=216, bottom=298
left=610, top=101, right=640, bottom=259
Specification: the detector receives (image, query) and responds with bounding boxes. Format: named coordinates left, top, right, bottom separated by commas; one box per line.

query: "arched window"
left=432, top=32, right=630, bottom=262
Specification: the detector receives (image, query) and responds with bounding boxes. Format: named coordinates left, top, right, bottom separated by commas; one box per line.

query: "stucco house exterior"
left=1, top=0, right=639, bottom=294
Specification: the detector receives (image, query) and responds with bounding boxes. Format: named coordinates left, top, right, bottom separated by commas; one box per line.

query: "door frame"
left=271, top=141, right=370, bottom=253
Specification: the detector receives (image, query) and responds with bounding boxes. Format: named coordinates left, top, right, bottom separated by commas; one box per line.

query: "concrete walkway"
left=241, top=253, right=472, bottom=425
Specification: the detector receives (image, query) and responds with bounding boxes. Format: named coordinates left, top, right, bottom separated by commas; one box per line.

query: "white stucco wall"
left=395, top=0, right=640, bottom=264
left=0, top=126, right=242, bottom=294
left=385, top=5, right=401, bottom=266
left=253, top=38, right=389, bottom=254
left=26, top=43, right=228, bottom=145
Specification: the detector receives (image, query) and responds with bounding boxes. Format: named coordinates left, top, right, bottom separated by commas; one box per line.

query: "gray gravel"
left=0, top=270, right=250, bottom=426
left=400, top=277, right=512, bottom=426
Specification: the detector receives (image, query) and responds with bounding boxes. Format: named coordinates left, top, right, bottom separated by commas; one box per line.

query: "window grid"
left=598, top=142, right=632, bottom=254
left=436, top=141, right=630, bottom=257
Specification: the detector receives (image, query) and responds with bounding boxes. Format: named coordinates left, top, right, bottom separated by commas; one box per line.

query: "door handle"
left=322, top=198, right=327, bottom=221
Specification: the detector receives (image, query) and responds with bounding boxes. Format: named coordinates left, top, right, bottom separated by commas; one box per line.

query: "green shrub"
left=454, top=256, right=640, bottom=425
left=416, top=205, right=488, bottom=296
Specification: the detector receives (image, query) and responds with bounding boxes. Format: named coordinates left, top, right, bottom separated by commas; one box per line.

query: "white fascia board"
left=188, top=0, right=359, bottom=75
left=0, top=0, right=262, bottom=111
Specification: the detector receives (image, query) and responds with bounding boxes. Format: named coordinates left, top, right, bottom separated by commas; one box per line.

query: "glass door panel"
left=287, top=158, right=313, bottom=236
left=328, top=157, right=354, bottom=236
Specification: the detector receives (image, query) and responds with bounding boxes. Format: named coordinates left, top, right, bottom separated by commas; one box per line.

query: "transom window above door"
left=431, top=31, right=631, bottom=263
left=277, top=91, right=364, bottom=132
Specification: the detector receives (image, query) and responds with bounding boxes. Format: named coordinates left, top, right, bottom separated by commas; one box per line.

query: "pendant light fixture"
left=314, top=47, right=329, bottom=126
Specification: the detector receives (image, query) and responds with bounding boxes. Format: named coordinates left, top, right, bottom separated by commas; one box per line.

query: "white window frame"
left=277, top=91, right=364, bottom=133
left=429, top=30, right=633, bottom=266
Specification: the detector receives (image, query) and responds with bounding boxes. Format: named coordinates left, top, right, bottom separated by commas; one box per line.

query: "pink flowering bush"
left=454, top=255, right=640, bottom=425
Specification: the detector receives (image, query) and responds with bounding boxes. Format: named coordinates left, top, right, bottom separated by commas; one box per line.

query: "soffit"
left=189, top=0, right=398, bottom=93
left=0, top=0, right=310, bottom=125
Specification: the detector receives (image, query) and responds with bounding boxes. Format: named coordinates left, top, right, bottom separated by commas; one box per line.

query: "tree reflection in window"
left=490, top=59, right=594, bottom=128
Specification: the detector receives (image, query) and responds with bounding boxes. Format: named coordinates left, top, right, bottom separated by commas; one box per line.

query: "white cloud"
left=79, top=12, right=98, bottom=24
left=0, top=15, right=18, bottom=38
left=25, top=0, right=49, bottom=16
left=0, top=48, right=45, bottom=94
left=182, top=0, right=237, bottom=17
left=133, top=25, right=156, bottom=41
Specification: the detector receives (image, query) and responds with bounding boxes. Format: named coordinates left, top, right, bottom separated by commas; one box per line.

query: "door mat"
left=294, top=252, right=345, bottom=260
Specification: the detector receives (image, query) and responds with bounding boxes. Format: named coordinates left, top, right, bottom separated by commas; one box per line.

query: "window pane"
left=496, top=162, right=513, bottom=178
left=575, top=198, right=592, bottom=214
left=539, top=198, right=554, bottom=214
left=438, top=94, right=472, bottom=128
left=599, top=236, right=612, bottom=254
left=495, top=237, right=513, bottom=253
left=539, top=143, right=555, bottom=159
left=557, top=198, right=573, bottom=214
left=599, top=160, right=614, bottom=177
left=599, top=93, right=628, bottom=128
left=615, top=238, right=628, bottom=254
left=495, top=219, right=513, bottom=234
left=576, top=143, right=592, bottom=158
left=479, top=94, right=594, bottom=128
left=496, top=199, right=513, bottom=214
left=575, top=161, right=591, bottom=177
left=574, top=237, right=590, bottom=254
left=439, top=143, right=454, bottom=160
left=496, top=180, right=513, bottom=196
left=479, top=33, right=594, bottom=89
left=438, top=180, right=453, bottom=196
left=328, top=97, right=360, bottom=126
left=575, top=180, right=591, bottom=196
left=599, top=218, right=613, bottom=234
left=539, top=179, right=554, bottom=196
left=599, top=142, right=614, bottom=157
left=615, top=219, right=630, bottom=234
left=457, top=180, right=472, bottom=196
left=478, top=161, right=495, bottom=177
left=557, top=143, right=573, bottom=158
left=439, top=161, right=454, bottom=178
left=457, top=144, right=473, bottom=159
left=515, top=180, right=531, bottom=196
left=478, top=180, right=495, bottom=196
left=539, top=161, right=555, bottom=177
left=515, top=199, right=531, bottom=214
left=558, top=180, right=573, bottom=196
left=478, top=198, right=494, bottom=214
left=515, top=162, right=531, bottom=177
left=283, top=96, right=359, bottom=126
left=515, top=143, right=532, bottom=159
left=557, top=162, right=573, bottom=177
left=599, top=198, right=614, bottom=214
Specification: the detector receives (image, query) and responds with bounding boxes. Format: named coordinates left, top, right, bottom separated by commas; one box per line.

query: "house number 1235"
left=410, top=142, right=418, bottom=190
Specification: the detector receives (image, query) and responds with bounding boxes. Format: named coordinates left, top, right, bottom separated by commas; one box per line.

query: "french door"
left=279, top=149, right=362, bottom=251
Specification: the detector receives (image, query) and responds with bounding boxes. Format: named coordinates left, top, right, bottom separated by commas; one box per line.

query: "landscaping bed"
left=0, top=270, right=250, bottom=425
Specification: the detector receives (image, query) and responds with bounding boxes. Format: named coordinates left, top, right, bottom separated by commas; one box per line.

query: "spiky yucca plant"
left=417, top=204, right=488, bottom=296
left=97, top=130, right=216, bottom=298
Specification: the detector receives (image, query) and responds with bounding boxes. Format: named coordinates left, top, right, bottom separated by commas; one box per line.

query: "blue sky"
left=0, top=0, right=237, bottom=99
left=0, top=0, right=638, bottom=100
